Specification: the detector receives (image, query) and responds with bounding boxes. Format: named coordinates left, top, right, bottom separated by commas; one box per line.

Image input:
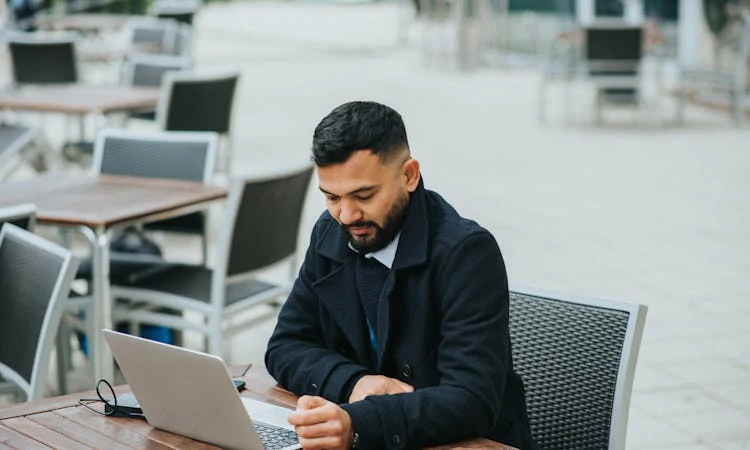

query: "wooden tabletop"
left=0, top=365, right=515, bottom=449
left=34, top=13, right=140, bottom=32
left=0, top=85, right=160, bottom=115
left=0, top=174, right=226, bottom=229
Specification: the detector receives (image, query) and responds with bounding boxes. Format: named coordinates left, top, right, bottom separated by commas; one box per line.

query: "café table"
left=34, top=13, right=141, bottom=33
left=0, top=85, right=160, bottom=163
left=0, top=173, right=227, bottom=384
left=0, top=364, right=517, bottom=449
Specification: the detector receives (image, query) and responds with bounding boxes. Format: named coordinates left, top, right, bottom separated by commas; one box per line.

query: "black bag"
left=110, top=227, right=162, bottom=257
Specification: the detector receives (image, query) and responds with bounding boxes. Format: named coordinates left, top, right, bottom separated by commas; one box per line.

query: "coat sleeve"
left=265, top=220, right=371, bottom=403
left=341, top=231, right=510, bottom=449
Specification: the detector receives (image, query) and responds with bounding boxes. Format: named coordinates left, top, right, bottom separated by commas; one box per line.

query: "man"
left=266, top=101, right=536, bottom=450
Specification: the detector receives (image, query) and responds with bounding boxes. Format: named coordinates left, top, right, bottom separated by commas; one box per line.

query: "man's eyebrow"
left=318, top=186, right=377, bottom=196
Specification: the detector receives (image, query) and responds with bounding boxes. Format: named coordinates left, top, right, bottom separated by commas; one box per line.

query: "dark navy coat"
left=266, top=179, right=536, bottom=450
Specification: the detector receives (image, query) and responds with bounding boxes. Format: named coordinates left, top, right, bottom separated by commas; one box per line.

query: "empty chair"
left=122, top=53, right=193, bottom=121
left=156, top=71, right=240, bottom=173
left=57, top=129, right=219, bottom=392
left=82, top=128, right=218, bottom=277
left=0, top=223, right=79, bottom=401
left=677, top=10, right=750, bottom=125
left=584, top=26, right=645, bottom=122
left=129, top=19, right=178, bottom=55
left=0, top=203, right=36, bottom=230
left=6, top=32, right=78, bottom=86
left=111, top=164, right=314, bottom=356
left=508, top=287, right=647, bottom=450
left=152, top=0, right=201, bottom=25
left=170, top=23, right=193, bottom=58
left=0, top=122, right=41, bottom=180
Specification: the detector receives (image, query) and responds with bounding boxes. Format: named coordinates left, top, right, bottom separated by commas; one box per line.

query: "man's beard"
left=344, top=191, right=409, bottom=254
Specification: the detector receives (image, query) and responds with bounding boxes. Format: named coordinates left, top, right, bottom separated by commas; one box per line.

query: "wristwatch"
left=351, top=431, right=360, bottom=448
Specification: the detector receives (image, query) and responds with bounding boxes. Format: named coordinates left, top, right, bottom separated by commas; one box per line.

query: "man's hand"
left=288, top=395, right=354, bottom=450
left=349, top=375, right=414, bottom=403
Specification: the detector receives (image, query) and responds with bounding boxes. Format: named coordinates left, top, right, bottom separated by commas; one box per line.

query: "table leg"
left=81, top=226, right=115, bottom=382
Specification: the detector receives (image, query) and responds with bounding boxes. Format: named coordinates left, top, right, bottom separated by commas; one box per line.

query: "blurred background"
left=1, top=0, right=749, bottom=448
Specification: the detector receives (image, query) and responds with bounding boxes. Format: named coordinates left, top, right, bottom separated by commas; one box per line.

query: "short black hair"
left=311, top=101, right=410, bottom=167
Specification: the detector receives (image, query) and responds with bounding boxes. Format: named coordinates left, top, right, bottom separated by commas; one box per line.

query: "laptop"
left=103, top=329, right=301, bottom=450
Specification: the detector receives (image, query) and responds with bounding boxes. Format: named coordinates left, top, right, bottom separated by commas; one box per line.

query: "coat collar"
left=316, top=177, right=430, bottom=270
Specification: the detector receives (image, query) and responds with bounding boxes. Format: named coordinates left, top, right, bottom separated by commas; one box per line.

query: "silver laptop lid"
left=103, top=329, right=279, bottom=450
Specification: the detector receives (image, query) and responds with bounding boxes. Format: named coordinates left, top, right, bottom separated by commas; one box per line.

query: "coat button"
left=400, top=363, right=412, bottom=378
left=392, top=434, right=401, bottom=445
left=311, top=383, right=318, bottom=390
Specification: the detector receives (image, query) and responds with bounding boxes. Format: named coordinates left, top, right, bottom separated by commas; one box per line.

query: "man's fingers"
left=294, top=420, right=346, bottom=439
left=296, top=395, right=327, bottom=410
left=288, top=400, right=337, bottom=426
left=391, top=380, right=414, bottom=393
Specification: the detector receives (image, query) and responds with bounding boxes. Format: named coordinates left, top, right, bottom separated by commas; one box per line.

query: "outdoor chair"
left=156, top=71, right=240, bottom=173
left=6, top=32, right=78, bottom=86
left=584, top=25, right=645, bottom=123
left=76, top=128, right=218, bottom=281
left=110, top=164, right=314, bottom=357
left=55, top=129, right=219, bottom=392
left=539, top=25, right=645, bottom=124
left=677, top=10, right=750, bottom=125
left=0, top=122, right=42, bottom=180
left=122, top=53, right=193, bottom=121
left=0, top=203, right=36, bottom=231
left=0, top=223, right=79, bottom=401
left=508, top=286, right=647, bottom=450
left=152, top=0, right=202, bottom=25
left=129, top=18, right=179, bottom=55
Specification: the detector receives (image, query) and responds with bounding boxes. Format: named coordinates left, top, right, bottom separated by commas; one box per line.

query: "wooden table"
left=0, top=85, right=160, bottom=163
left=0, top=174, right=227, bottom=384
left=0, top=85, right=160, bottom=116
left=34, top=13, right=140, bottom=33
left=0, top=365, right=516, bottom=449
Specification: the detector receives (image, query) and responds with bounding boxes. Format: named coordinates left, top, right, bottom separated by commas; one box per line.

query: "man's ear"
left=403, top=158, right=420, bottom=192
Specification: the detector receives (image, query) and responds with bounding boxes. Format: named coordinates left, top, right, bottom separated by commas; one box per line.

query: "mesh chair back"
left=585, top=26, right=642, bottom=73
left=170, top=25, right=193, bottom=56
left=0, top=224, right=78, bottom=400
left=158, top=72, right=239, bottom=134
left=131, top=20, right=177, bottom=54
left=0, top=123, right=36, bottom=169
left=123, top=54, right=192, bottom=87
left=7, top=34, right=77, bottom=84
left=221, top=165, right=313, bottom=278
left=157, top=11, right=194, bottom=25
left=93, top=129, right=217, bottom=183
left=0, top=203, right=36, bottom=231
left=508, top=288, right=647, bottom=450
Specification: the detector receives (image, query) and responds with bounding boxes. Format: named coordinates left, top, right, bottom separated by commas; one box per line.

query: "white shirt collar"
left=348, top=232, right=401, bottom=269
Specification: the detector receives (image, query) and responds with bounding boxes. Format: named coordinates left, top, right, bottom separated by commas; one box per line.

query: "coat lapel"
left=378, top=178, right=430, bottom=367
left=314, top=218, right=374, bottom=366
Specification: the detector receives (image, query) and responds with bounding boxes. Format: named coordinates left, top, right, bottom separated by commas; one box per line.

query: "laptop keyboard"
left=254, top=421, right=299, bottom=450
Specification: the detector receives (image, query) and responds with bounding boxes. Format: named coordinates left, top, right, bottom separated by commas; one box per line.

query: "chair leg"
left=55, top=322, right=71, bottom=395
left=731, top=89, right=744, bottom=125
left=539, top=77, right=548, bottom=124
left=676, top=87, right=686, bottom=126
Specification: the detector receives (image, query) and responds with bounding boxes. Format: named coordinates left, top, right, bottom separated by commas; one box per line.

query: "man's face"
left=317, top=149, right=420, bottom=254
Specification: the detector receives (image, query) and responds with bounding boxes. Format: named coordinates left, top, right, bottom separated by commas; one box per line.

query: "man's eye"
left=326, top=196, right=339, bottom=202
left=356, top=195, right=373, bottom=201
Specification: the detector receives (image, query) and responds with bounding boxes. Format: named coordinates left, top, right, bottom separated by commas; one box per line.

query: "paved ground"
left=2, top=2, right=749, bottom=448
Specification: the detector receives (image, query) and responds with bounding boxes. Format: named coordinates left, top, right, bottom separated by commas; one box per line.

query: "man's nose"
left=339, top=200, right=362, bottom=225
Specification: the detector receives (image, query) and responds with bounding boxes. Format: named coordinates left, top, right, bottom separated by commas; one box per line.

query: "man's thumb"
left=296, top=395, right=326, bottom=410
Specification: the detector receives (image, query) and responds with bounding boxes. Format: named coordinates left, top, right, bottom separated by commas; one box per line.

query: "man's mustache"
left=342, top=221, right=379, bottom=230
